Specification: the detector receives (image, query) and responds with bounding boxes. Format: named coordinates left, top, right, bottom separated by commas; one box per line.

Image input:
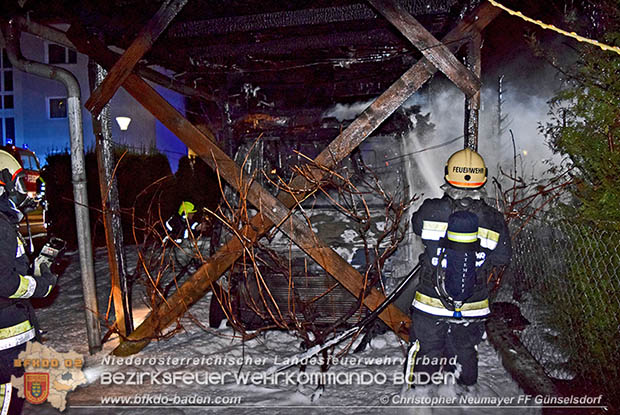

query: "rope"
left=488, top=0, right=620, bottom=56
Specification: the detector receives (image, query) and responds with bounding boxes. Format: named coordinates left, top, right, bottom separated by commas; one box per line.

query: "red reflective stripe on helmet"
left=11, top=168, right=23, bottom=181
left=447, top=179, right=486, bottom=187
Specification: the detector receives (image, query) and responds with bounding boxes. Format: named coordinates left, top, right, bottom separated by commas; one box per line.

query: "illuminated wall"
left=1, top=31, right=187, bottom=171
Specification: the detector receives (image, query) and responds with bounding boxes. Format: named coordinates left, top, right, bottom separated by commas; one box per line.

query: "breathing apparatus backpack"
left=434, top=210, right=481, bottom=318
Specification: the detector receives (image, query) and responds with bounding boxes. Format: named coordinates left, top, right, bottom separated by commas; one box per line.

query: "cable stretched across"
left=488, top=0, right=620, bottom=56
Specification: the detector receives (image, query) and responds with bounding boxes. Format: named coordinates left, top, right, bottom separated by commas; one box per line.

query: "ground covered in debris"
left=26, top=248, right=539, bottom=414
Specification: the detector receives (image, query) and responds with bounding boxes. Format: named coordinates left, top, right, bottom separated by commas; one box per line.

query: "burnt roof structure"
left=2, top=0, right=483, bottom=143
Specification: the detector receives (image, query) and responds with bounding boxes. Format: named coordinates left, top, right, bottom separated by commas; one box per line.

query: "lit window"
left=47, top=43, right=78, bottom=65
left=48, top=97, right=67, bottom=119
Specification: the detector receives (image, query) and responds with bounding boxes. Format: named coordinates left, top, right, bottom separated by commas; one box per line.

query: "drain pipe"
left=3, top=19, right=102, bottom=353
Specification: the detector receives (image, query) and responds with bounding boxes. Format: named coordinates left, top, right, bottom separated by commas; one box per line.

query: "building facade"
left=0, top=30, right=187, bottom=171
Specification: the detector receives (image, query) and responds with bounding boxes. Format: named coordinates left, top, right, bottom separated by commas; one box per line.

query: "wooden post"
left=367, top=0, right=480, bottom=98
left=88, top=59, right=133, bottom=336
left=85, top=0, right=188, bottom=116
left=464, top=31, right=482, bottom=150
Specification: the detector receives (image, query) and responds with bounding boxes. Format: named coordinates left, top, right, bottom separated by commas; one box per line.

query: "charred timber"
left=168, top=1, right=460, bottom=38
left=110, top=74, right=411, bottom=355
left=171, top=29, right=405, bottom=63
left=368, top=0, right=480, bottom=97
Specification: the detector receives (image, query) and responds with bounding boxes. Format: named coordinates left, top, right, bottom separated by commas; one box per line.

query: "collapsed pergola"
left=13, top=0, right=502, bottom=354
left=82, top=0, right=500, bottom=356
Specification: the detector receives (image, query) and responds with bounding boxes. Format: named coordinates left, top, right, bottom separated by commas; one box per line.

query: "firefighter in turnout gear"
left=0, top=152, right=57, bottom=414
left=405, top=148, right=512, bottom=387
left=163, top=201, right=204, bottom=272
left=164, top=201, right=199, bottom=244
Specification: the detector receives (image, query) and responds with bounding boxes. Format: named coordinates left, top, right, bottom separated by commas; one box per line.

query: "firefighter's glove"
left=34, top=253, right=54, bottom=277
left=35, top=263, right=57, bottom=295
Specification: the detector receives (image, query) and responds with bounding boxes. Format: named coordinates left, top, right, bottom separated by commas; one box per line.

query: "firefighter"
left=163, top=201, right=203, bottom=271
left=405, top=148, right=512, bottom=388
left=0, top=157, right=57, bottom=414
left=164, top=201, right=200, bottom=244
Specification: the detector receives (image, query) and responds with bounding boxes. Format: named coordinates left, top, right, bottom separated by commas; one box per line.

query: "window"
left=3, top=70, right=12, bottom=91
left=47, top=43, right=77, bottom=65
left=19, top=151, right=39, bottom=171
left=4, top=117, right=15, bottom=141
left=3, top=95, right=13, bottom=109
left=48, top=97, right=68, bottom=119
left=1, top=48, right=14, bottom=144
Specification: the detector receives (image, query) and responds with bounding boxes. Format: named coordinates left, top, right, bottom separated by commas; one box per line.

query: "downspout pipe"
left=3, top=19, right=102, bottom=353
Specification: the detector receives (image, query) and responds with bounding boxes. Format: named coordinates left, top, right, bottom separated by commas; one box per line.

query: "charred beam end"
left=85, top=0, right=188, bottom=116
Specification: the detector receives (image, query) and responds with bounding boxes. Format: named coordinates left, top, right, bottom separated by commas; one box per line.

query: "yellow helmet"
left=444, top=148, right=487, bottom=189
left=178, top=201, right=197, bottom=216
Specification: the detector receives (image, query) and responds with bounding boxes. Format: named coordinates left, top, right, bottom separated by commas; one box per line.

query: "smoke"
left=323, top=101, right=372, bottom=121
left=321, top=64, right=563, bottom=202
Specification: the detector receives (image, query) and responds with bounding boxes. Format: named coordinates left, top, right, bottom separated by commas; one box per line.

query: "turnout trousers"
left=406, top=309, right=485, bottom=387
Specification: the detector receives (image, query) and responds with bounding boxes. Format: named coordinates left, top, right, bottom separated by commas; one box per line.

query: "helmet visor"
left=10, top=170, right=29, bottom=208
left=13, top=171, right=27, bottom=195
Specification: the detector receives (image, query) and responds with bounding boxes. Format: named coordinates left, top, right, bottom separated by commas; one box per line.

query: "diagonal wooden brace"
left=85, top=0, right=188, bottom=116
left=109, top=1, right=501, bottom=355
left=368, top=0, right=481, bottom=98
left=112, top=74, right=410, bottom=353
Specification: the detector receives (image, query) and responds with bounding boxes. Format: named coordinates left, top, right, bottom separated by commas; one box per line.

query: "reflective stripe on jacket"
left=411, top=194, right=512, bottom=317
left=412, top=292, right=490, bottom=318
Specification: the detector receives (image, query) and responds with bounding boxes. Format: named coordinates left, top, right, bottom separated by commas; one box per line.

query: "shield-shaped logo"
left=24, top=372, right=49, bottom=404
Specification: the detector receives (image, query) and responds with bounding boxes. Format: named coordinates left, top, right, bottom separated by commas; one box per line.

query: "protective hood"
left=0, top=191, right=24, bottom=224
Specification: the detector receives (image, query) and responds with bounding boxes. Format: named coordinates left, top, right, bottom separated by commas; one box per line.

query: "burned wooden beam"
left=89, top=60, right=133, bottom=337
left=168, top=1, right=457, bottom=38
left=367, top=0, right=481, bottom=97
left=464, top=31, right=482, bottom=150
left=62, top=23, right=215, bottom=102
left=109, top=0, right=501, bottom=356
left=85, top=0, right=188, bottom=116
left=181, top=28, right=403, bottom=61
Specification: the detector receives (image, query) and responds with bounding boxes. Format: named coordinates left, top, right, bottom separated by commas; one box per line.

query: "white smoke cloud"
left=404, top=79, right=561, bottom=198
left=323, top=101, right=373, bottom=121
left=322, top=69, right=562, bottom=200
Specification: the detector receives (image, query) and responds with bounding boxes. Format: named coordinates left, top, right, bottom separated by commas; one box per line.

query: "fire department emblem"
left=24, top=372, right=49, bottom=404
